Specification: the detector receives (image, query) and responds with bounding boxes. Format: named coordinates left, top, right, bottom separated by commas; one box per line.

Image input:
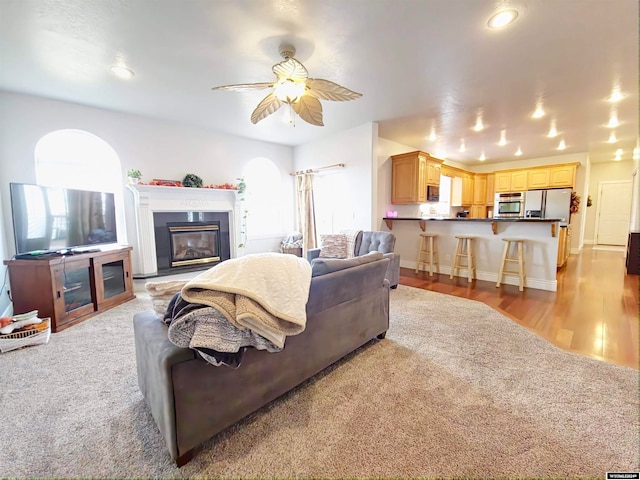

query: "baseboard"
left=400, top=260, right=557, bottom=292
left=583, top=239, right=594, bottom=245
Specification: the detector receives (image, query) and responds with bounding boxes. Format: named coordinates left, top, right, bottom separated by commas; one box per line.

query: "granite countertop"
left=383, top=217, right=563, bottom=223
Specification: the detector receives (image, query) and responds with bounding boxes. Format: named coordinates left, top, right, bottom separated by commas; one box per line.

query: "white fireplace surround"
left=124, top=184, right=242, bottom=277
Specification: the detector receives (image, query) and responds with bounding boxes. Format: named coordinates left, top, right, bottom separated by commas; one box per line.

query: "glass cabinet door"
left=63, top=264, right=93, bottom=314
left=101, top=260, right=126, bottom=299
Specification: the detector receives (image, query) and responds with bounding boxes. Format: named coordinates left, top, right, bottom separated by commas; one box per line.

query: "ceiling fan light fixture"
left=487, top=8, right=519, bottom=29
left=274, top=78, right=306, bottom=103
left=110, top=65, right=135, bottom=79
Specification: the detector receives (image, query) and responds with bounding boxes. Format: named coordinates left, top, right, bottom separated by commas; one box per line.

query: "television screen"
left=9, top=183, right=117, bottom=255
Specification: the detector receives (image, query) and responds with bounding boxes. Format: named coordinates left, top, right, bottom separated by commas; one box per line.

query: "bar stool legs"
left=416, top=233, right=439, bottom=276
left=450, top=236, right=476, bottom=282
left=497, top=238, right=526, bottom=291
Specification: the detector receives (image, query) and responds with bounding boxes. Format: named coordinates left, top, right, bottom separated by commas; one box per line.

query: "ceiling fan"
left=211, top=45, right=362, bottom=127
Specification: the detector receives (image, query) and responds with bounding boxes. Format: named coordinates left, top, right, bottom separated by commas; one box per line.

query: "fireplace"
left=124, top=185, right=241, bottom=278
left=168, top=222, right=220, bottom=267
left=153, top=212, right=230, bottom=274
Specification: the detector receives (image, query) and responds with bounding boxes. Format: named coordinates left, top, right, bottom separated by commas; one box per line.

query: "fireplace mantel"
left=124, top=185, right=242, bottom=277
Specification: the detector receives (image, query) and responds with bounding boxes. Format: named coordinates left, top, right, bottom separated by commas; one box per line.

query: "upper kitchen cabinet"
left=495, top=170, right=527, bottom=192
left=549, top=164, right=577, bottom=187
left=528, top=168, right=551, bottom=189
left=462, top=173, right=474, bottom=205
left=472, top=174, right=487, bottom=205
left=485, top=174, right=495, bottom=205
left=391, top=151, right=443, bottom=204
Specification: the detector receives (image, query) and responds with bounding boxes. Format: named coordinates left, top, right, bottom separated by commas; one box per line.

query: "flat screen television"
left=9, top=183, right=118, bottom=255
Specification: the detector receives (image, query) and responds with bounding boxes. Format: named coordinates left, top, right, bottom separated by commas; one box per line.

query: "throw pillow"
left=319, top=233, right=348, bottom=259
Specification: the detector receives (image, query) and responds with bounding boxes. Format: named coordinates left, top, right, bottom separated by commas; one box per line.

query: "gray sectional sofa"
left=133, top=252, right=390, bottom=466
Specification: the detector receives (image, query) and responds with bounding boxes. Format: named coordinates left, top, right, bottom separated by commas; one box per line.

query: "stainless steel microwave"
left=494, top=192, right=526, bottom=218
left=426, top=185, right=439, bottom=202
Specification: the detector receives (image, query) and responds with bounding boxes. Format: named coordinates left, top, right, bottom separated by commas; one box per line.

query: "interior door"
left=596, top=181, right=632, bottom=246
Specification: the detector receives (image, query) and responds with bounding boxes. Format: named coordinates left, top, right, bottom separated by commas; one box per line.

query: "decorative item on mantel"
left=182, top=173, right=204, bottom=188
left=126, top=168, right=142, bottom=185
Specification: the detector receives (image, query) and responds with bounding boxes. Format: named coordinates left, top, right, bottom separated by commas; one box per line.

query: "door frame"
left=593, top=180, right=632, bottom=246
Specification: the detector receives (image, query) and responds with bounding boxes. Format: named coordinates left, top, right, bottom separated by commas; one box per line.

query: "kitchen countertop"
left=382, top=216, right=564, bottom=235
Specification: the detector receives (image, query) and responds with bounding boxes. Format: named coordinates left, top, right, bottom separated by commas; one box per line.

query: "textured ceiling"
left=0, top=0, right=637, bottom=165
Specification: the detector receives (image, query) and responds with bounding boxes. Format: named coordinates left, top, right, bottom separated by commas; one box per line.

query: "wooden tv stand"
left=4, top=246, right=135, bottom=332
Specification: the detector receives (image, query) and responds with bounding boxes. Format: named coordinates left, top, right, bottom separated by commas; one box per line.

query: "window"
left=314, top=172, right=351, bottom=234
left=35, top=129, right=121, bottom=192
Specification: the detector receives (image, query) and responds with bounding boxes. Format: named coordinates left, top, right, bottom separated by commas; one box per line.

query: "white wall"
left=583, top=160, right=635, bottom=243
left=0, top=92, right=296, bottom=310
left=293, top=122, right=377, bottom=232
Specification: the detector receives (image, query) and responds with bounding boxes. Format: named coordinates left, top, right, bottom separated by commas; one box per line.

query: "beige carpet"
left=0, top=285, right=637, bottom=478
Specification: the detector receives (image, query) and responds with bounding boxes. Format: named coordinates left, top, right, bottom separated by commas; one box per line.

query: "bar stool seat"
left=450, top=235, right=476, bottom=282
left=497, top=238, right=526, bottom=291
left=415, top=233, right=439, bottom=276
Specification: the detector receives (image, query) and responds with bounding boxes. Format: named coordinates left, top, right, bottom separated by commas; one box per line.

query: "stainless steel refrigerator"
left=524, top=188, right=572, bottom=225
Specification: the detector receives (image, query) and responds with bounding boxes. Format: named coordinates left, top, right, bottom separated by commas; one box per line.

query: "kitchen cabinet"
left=549, top=164, right=576, bottom=187
left=485, top=174, right=495, bottom=205
left=3, top=247, right=135, bottom=332
left=470, top=205, right=487, bottom=218
left=494, top=172, right=513, bottom=192
left=528, top=168, right=551, bottom=189
left=557, top=225, right=571, bottom=268
left=473, top=174, right=487, bottom=205
left=511, top=171, right=528, bottom=191
left=391, top=151, right=443, bottom=204
left=462, top=173, right=474, bottom=205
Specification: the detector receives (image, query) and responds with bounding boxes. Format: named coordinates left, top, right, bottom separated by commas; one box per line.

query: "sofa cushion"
left=311, top=251, right=383, bottom=277
left=357, top=231, right=396, bottom=256
left=319, top=233, right=348, bottom=259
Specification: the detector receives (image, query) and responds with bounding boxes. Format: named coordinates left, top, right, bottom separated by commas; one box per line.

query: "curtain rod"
left=289, top=163, right=345, bottom=176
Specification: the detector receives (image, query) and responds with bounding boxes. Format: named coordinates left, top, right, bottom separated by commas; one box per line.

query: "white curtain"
left=296, top=173, right=317, bottom=255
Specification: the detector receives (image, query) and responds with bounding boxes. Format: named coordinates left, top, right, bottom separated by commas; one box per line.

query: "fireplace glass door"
left=169, top=223, right=221, bottom=267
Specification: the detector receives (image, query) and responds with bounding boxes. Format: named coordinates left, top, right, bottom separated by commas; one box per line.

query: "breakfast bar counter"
left=382, top=217, right=563, bottom=291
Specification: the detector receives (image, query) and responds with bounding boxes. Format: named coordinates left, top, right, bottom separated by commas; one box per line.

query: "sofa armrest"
left=382, top=252, right=400, bottom=288
left=306, top=247, right=321, bottom=263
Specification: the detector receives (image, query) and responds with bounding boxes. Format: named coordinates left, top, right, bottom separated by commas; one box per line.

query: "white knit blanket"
left=180, top=252, right=312, bottom=348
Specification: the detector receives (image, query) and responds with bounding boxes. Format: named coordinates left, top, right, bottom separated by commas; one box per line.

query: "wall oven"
left=494, top=192, right=526, bottom=218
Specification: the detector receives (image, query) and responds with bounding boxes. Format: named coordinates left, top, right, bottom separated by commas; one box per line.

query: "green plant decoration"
left=182, top=173, right=203, bottom=188
left=127, top=168, right=142, bottom=179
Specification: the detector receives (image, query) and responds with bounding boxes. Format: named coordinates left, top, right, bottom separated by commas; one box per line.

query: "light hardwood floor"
left=401, top=245, right=639, bottom=369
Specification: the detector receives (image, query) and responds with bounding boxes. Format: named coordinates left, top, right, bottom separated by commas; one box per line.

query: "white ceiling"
left=0, top=0, right=637, bottom=166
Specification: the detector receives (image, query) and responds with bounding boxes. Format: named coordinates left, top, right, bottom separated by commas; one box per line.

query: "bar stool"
left=450, top=235, right=476, bottom=282
left=497, top=238, right=526, bottom=291
left=415, top=233, right=439, bottom=276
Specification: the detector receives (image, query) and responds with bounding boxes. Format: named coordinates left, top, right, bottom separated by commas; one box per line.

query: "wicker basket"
left=0, top=318, right=51, bottom=353
left=281, top=246, right=303, bottom=257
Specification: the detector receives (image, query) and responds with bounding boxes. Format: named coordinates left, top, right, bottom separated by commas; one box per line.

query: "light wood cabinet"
left=549, top=164, right=576, bottom=187
left=462, top=173, right=474, bottom=205
left=391, top=151, right=443, bottom=204
left=511, top=170, right=528, bottom=191
left=485, top=174, right=495, bottom=205
left=470, top=204, right=487, bottom=218
left=528, top=168, right=551, bottom=189
left=472, top=174, right=487, bottom=205
left=557, top=226, right=571, bottom=268
left=494, top=172, right=513, bottom=192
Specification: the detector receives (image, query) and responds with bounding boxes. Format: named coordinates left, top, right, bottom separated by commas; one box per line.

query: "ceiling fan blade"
left=211, top=82, right=274, bottom=92
left=272, top=58, right=308, bottom=82
left=250, top=92, right=283, bottom=124
left=292, top=95, right=324, bottom=126
left=305, top=78, right=362, bottom=101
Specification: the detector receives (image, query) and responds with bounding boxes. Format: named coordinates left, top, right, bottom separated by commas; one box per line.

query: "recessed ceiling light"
left=614, top=149, right=622, bottom=161
left=472, top=111, right=484, bottom=131
left=479, top=151, right=486, bottom=161
left=532, top=98, right=545, bottom=118
left=557, top=139, right=566, bottom=150
left=459, top=139, right=466, bottom=152
left=607, top=109, right=620, bottom=128
left=428, top=125, right=437, bottom=142
left=515, top=146, right=523, bottom=156
left=487, top=8, right=519, bottom=29
left=547, top=119, right=558, bottom=138
left=608, top=85, right=624, bottom=102
left=498, top=129, right=507, bottom=146
left=110, top=65, right=135, bottom=79
left=607, top=132, right=617, bottom=143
